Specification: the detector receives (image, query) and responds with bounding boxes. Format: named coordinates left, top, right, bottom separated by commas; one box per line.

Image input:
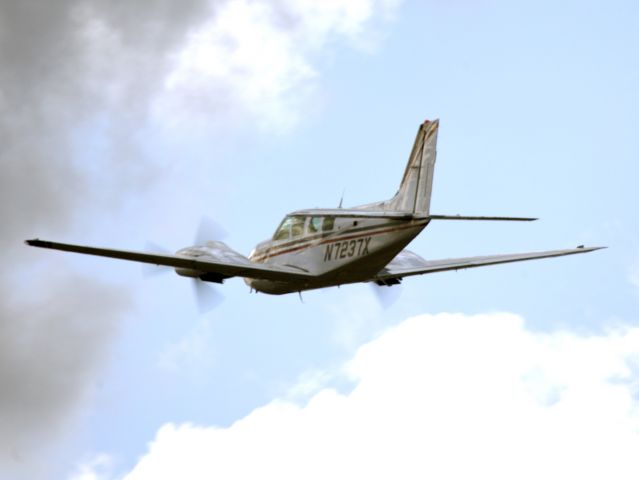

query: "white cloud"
left=68, top=454, right=114, bottom=480
left=155, top=0, right=401, bottom=132
left=282, top=368, right=337, bottom=403
left=97, top=312, right=639, bottom=480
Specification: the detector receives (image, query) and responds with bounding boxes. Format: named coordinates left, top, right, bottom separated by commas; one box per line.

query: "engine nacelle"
left=174, top=267, right=202, bottom=278
left=175, top=241, right=249, bottom=283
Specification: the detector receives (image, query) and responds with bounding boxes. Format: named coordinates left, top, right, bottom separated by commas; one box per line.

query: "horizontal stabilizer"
left=429, top=215, right=537, bottom=221
left=289, top=210, right=536, bottom=221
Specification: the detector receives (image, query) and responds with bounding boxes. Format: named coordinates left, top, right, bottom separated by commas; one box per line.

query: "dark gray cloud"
left=0, top=271, right=129, bottom=479
left=0, top=0, right=215, bottom=236
left=0, top=1, right=219, bottom=477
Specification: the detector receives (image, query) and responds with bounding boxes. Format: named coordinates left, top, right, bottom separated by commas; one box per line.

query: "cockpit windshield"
left=274, top=215, right=335, bottom=241
left=291, top=217, right=305, bottom=237
left=273, top=217, right=292, bottom=241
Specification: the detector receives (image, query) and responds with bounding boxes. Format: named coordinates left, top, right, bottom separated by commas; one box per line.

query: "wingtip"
left=576, top=245, right=607, bottom=252
left=25, top=238, right=48, bottom=247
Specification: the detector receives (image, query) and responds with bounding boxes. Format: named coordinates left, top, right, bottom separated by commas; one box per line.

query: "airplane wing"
left=25, top=239, right=314, bottom=282
left=374, top=246, right=605, bottom=283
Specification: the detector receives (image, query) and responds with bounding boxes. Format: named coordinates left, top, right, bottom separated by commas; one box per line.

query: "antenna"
left=338, top=188, right=345, bottom=209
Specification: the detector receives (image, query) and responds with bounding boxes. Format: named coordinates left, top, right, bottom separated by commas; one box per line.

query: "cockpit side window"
left=308, top=216, right=322, bottom=234
left=291, top=216, right=305, bottom=237
left=273, top=217, right=292, bottom=241
left=322, top=216, right=335, bottom=231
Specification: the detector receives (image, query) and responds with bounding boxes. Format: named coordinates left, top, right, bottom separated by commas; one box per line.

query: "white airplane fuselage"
left=246, top=215, right=430, bottom=294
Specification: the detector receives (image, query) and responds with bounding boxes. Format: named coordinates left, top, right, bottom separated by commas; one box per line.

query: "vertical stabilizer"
left=387, top=119, right=439, bottom=215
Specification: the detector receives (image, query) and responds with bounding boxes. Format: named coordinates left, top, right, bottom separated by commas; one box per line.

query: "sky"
left=1, top=0, right=638, bottom=478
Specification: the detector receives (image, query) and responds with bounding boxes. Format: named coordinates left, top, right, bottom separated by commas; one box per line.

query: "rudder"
left=387, top=119, right=439, bottom=215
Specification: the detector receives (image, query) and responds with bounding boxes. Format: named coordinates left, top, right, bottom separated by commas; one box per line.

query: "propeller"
left=141, top=241, right=173, bottom=276
left=191, top=278, right=224, bottom=313
left=369, top=282, right=402, bottom=309
left=142, top=215, right=228, bottom=311
left=195, top=216, right=228, bottom=245
left=192, top=215, right=227, bottom=311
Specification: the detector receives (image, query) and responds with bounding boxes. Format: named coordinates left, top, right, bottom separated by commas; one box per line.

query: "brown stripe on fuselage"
left=278, top=219, right=406, bottom=251
left=251, top=219, right=428, bottom=263
left=251, top=222, right=397, bottom=262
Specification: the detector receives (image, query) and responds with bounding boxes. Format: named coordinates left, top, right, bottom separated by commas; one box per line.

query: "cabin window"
left=308, top=216, right=322, bottom=233
left=291, top=216, right=305, bottom=237
left=273, top=217, right=292, bottom=241
left=322, top=216, right=335, bottom=231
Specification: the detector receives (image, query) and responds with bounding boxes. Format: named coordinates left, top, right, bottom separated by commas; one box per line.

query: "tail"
left=386, top=119, right=439, bottom=215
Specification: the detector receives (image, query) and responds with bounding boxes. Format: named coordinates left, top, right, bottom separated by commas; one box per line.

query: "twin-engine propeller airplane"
left=27, top=119, right=603, bottom=298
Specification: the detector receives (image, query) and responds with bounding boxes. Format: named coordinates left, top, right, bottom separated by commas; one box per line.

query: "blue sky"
left=2, top=1, right=638, bottom=479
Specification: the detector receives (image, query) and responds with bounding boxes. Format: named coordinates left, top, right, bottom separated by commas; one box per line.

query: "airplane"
left=26, top=119, right=603, bottom=299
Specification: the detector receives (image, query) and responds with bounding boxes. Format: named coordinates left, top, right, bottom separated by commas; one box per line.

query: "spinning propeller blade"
left=192, top=278, right=224, bottom=313
left=143, top=217, right=228, bottom=311
left=141, top=241, right=172, bottom=276
left=369, top=283, right=402, bottom=309
left=195, top=216, right=228, bottom=245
